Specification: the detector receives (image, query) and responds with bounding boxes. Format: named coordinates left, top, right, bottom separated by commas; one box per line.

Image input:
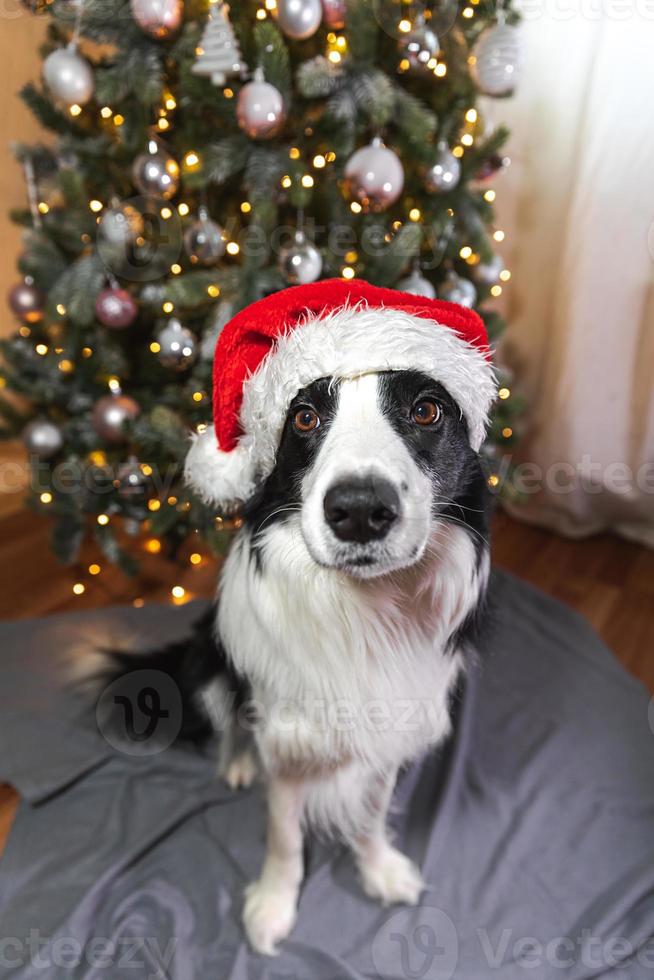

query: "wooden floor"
left=1, top=506, right=653, bottom=855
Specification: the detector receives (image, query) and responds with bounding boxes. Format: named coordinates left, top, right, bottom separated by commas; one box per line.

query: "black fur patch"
left=243, top=377, right=341, bottom=567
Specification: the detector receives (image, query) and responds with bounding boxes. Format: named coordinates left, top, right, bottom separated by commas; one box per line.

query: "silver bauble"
left=22, top=419, right=63, bottom=458
left=396, top=269, right=436, bottom=298
left=279, top=230, right=323, bottom=285
left=43, top=44, right=94, bottom=108
left=439, top=272, right=477, bottom=308
left=277, top=0, right=322, bottom=40
left=472, top=22, right=522, bottom=97
left=156, top=318, right=198, bottom=371
left=7, top=279, right=45, bottom=324
left=425, top=144, right=461, bottom=193
left=321, top=0, right=345, bottom=28
left=475, top=254, right=503, bottom=286
left=184, top=207, right=225, bottom=265
left=98, top=203, right=144, bottom=248
left=92, top=395, right=141, bottom=443
left=115, top=456, right=149, bottom=500
left=236, top=69, right=285, bottom=140
left=401, top=21, right=439, bottom=71
left=344, top=138, right=404, bottom=212
left=132, top=140, right=180, bottom=200
left=130, top=0, right=182, bottom=39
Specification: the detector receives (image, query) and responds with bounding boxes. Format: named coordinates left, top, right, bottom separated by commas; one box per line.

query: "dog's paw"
left=358, top=845, right=425, bottom=907
left=243, top=878, right=298, bottom=956
left=220, top=750, right=258, bottom=790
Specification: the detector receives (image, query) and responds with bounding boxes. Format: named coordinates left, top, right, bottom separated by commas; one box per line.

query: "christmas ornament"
left=277, top=0, right=322, bottom=40
left=140, top=282, right=166, bottom=307
left=236, top=68, right=285, bottom=140
left=115, top=456, right=149, bottom=500
left=92, top=394, right=140, bottom=443
left=184, top=207, right=225, bottom=265
left=474, top=254, right=503, bottom=287
left=396, top=268, right=435, bottom=298
left=344, top=138, right=404, bottom=213
left=201, top=300, right=234, bottom=359
left=130, top=0, right=182, bottom=39
left=43, top=43, right=94, bottom=108
left=7, top=279, right=45, bottom=324
left=156, top=318, right=198, bottom=370
left=192, top=3, right=245, bottom=86
left=132, top=140, right=180, bottom=199
left=472, top=21, right=522, bottom=97
left=279, top=229, right=322, bottom=285
left=400, top=17, right=439, bottom=71
left=95, top=286, right=138, bottom=329
left=97, top=202, right=144, bottom=248
left=439, top=271, right=477, bottom=308
left=22, top=419, right=63, bottom=458
left=185, top=279, right=495, bottom=511
left=424, top=144, right=461, bottom=193
left=321, top=0, right=345, bottom=28
left=475, top=152, right=510, bottom=182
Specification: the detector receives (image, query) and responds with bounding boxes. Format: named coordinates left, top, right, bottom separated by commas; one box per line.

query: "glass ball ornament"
left=22, top=419, right=63, bottom=458
left=130, top=0, right=182, bottom=39
left=425, top=144, right=461, bottom=193
left=277, top=0, right=322, bottom=40
left=321, top=0, right=345, bottom=28
left=279, top=230, right=323, bottom=285
left=475, top=152, right=510, bottom=182
left=184, top=207, right=225, bottom=265
left=132, top=140, right=180, bottom=200
left=95, top=286, right=138, bottom=329
left=439, top=272, right=477, bottom=308
left=156, top=318, right=198, bottom=371
left=396, top=268, right=436, bottom=299
left=472, top=22, right=522, bottom=97
left=401, top=19, right=439, bottom=71
left=8, top=278, right=45, bottom=324
left=344, top=138, right=404, bottom=213
left=92, top=394, right=141, bottom=444
left=43, top=43, right=94, bottom=108
left=115, top=456, right=149, bottom=501
left=236, top=68, right=285, bottom=140
left=97, top=202, right=144, bottom=248
left=474, top=254, right=504, bottom=287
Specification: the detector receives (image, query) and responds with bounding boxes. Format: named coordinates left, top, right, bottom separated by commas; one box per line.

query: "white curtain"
left=493, top=8, right=654, bottom=544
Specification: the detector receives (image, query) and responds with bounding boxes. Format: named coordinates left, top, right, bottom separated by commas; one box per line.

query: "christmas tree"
left=2, top=0, right=522, bottom=577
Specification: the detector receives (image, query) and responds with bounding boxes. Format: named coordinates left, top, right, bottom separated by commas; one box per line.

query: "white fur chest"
left=217, top=519, right=484, bottom=780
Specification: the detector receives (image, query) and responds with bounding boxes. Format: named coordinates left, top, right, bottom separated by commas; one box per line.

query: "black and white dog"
left=101, top=282, right=497, bottom=955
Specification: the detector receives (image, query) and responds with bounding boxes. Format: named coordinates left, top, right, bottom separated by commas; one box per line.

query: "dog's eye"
left=410, top=399, right=441, bottom=426
left=292, top=407, right=320, bottom=433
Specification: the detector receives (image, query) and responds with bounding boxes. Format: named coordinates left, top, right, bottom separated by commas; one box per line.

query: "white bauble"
left=277, top=0, right=322, bottom=39
left=396, top=269, right=436, bottom=298
left=425, top=144, right=461, bottom=193
left=43, top=45, right=94, bottom=107
left=439, top=272, right=477, bottom=308
left=472, top=22, right=522, bottom=97
left=279, top=230, right=323, bottom=285
left=237, top=69, right=285, bottom=140
left=344, top=138, right=404, bottom=212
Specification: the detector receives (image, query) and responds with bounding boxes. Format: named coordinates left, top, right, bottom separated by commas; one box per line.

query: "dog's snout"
left=323, top=479, right=399, bottom=543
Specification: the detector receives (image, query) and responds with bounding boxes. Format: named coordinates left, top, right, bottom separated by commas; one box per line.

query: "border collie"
left=95, top=282, right=496, bottom=956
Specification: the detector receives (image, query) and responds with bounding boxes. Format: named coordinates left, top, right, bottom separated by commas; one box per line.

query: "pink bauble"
left=92, top=395, right=141, bottom=444
left=130, top=0, right=182, bottom=39
left=237, top=73, right=286, bottom=140
left=95, top=287, right=138, bottom=329
left=321, top=0, right=345, bottom=28
left=344, top=139, right=405, bottom=212
left=8, top=280, right=45, bottom=324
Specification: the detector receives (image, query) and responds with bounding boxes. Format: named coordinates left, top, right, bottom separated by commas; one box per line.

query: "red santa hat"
left=185, top=278, right=496, bottom=510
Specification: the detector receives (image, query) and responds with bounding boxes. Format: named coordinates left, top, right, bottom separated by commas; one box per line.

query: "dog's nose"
left=324, top=479, right=399, bottom=543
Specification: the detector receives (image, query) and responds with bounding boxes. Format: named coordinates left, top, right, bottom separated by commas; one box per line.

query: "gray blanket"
left=0, top=569, right=653, bottom=979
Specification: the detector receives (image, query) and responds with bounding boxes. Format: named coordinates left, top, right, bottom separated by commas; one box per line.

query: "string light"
left=223, top=88, right=234, bottom=98
left=313, top=154, right=326, bottom=168
left=434, top=63, right=447, bottom=77
left=38, top=202, right=49, bottom=214
left=160, top=206, right=173, bottom=219
left=409, top=208, right=421, bottom=222
left=108, top=376, right=121, bottom=392
left=452, top=146, right=464, bottom=158
left=162, top=301, right=174, bottom=313
left=167, top=495, right=177, bottom=506
left=148, top=499, right=161, bottom=512
left=35, top=343, right=48, bottom=355
left=484, top=189, right=496, bottom=202
left=500, top=270, right=511, bottom=282
left=192, top=391, right=204, bottom=402
left=398, top=18, right=412, bottom=32
left=72, top=582, right=85, bottom=595
left=498, top=387, right=511, bottom=400
left=171, top=585, right=186, bottom=600
left=493, top=230, right=506, bottom=242
left=150, top=341, right=161, bottom=353
left=207, top=284, right=220, bottom=297
left=82, top=346, right=93, bottom=358
left=133, top=597, right=144, bottom=608
left=89, top=199, right=103, bottom=212
left=141, top=463, right=153, bottom=476
left=113, top=114, right=124, bottom=127
left=88, top=563, right=101, bottom=575
left=350, top=201, right=362, bottom=214
left=466, top=108, right=478, bottom=123
left=184, top=151, right=200, bottom=169
left=100, top=106, right=112, bottom=119
left=40, top=492, right=52, bottom=504
left=462, top=6, right=474, bottom=17
left=281, top=175, right=292, bottom=189
left=226, top=242, right=240, bottom=255
left=461, top=133, right=473, bottom=147
left=502, top=427, right=513, bottom=439
left=178, top=203, right=190, bottom=216
left=164, top=95, right=176, bottom=111
left=342, top=266, right=355, bottom=279
left=56, top=303, right=67, bottom=316
left=190, top=553, right=202, bottom=565
left=88, top=450, right=107, bottom=466
left=241, top=201, right=252, bottom=213
left=58, top=359, right=74, bottom=373
left=488, top=474, right=500, bottom=488
left=289, top=147, right=300, bottom=159
left=345, top=250, right=358, bottom=263
left=97, top=514, right=110, bottom=525
left=491, top=285, right=502, bottom=297
left=144, top=538, right=161, bottom=554
left=301, top=174, right=314, bottom=188
left=170, top=263, right=182, bottom=274
left=459, top=246, right=472, bottom=259
left=69, top=104, right=82, bottom=116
